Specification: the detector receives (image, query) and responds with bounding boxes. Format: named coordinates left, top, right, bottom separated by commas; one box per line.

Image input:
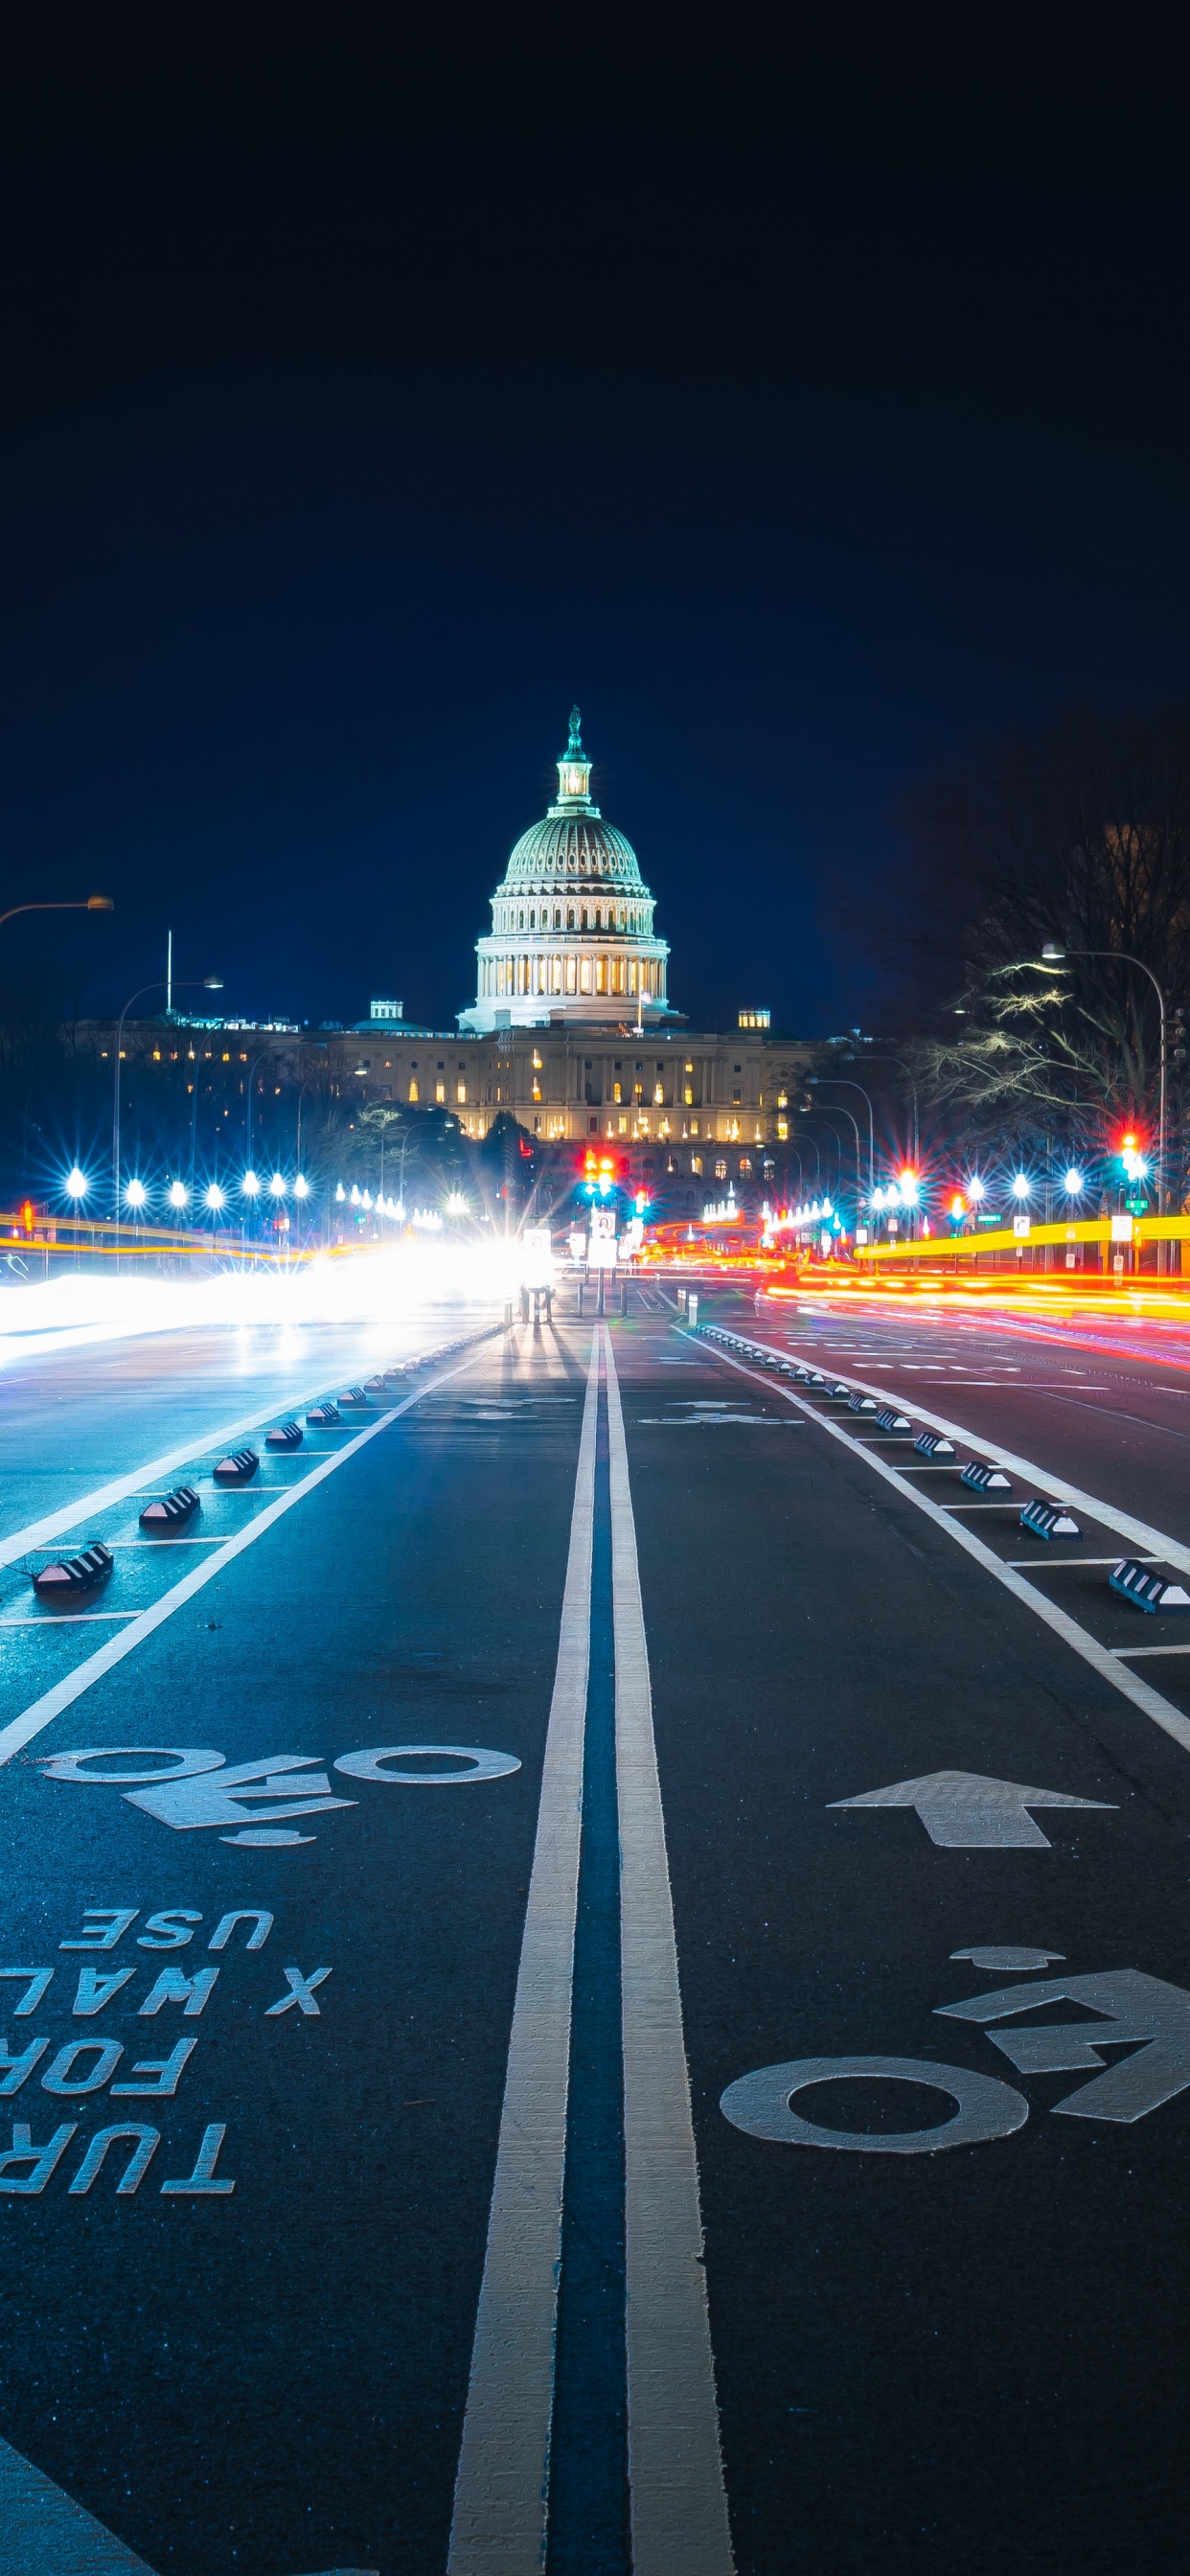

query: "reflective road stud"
left=1019, top=1499, right=1083, bottom=1541
left=212, top=1449, right=259, bottom=1485
left=264, top=1421, right=303, bottom=1450
left=1110, top=1558, right=1190, bottom=1613
left=139, top=1487, right=200, bottom=1531
left=31, top=1543, right=113, bottom=1601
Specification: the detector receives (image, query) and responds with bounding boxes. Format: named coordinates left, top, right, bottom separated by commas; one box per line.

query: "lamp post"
left=1041, top=942, right=1168, bottom=1269
left=112, top=975, right=222, bottom=1220
left=806, top=1076, right=876, bottom=1193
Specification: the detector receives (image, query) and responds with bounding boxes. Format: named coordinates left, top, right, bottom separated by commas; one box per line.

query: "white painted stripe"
left=0, top=2430, right=156, bottom=2572
left=705, top=1341, right=1190, bottom=1757
left=0, top=1347, right=491, bottom=1767
left=447, top=1329, right=600, bottom=2574
left=604, top=1327, right=736, bottom=2576
left=0, top=1328, right=494, bottom=1573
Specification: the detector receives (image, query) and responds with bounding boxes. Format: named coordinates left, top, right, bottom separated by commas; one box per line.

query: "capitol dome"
left=458, top=709, right=674, bottom=1033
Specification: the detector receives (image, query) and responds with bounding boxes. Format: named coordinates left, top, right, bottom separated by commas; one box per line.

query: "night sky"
left=2, top=9, right=1188, bottom=1038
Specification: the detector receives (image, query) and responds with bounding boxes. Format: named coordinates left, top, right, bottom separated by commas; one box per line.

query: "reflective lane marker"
left=604, top=1329, right=736, bottom=2576
left=0, top=2429, right=157, bottom=2571
left=0, top=1325, right=496, bottom=1573
left=702, top=1340, right=1190, bottom=1759
left=447, top=1330, right=599, bottom=2575
left=750, top=1335, right=1190, bottom=1577
left=0, top=1350, right=492, bottom=1769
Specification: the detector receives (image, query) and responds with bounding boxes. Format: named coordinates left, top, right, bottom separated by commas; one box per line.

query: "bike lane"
left=0, top=1329, right=582, bottom=2576
left=620, top=1325, right=1190, bottom=2573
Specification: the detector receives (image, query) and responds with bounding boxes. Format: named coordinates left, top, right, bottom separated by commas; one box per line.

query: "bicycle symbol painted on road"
left=721, top=1966, right=1190, bottom=2151
left=37, top=1742, right=521, bottom=1846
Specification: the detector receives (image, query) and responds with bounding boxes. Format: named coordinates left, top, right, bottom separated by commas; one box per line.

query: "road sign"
left=828, top=1768, right=1116, bottom=1848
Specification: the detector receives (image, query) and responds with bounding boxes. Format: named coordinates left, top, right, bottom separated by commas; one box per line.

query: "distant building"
left=75, top=711, right=816, bottom=1208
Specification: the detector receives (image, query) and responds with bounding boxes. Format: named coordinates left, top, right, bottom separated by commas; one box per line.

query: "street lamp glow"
left=446, top=1191, right=468, bottom=1216
left=335, top=1183, right=346, bottom=1203
left=65, top=1165, right=88, bottom=1200
left=899, top=1169, right=920, bottom=1205
left=125, top=1178, right=147, bottom=1210
left=204, top=1184, right=225, bottom=1213
left=967, top=1174, right=986, bottom=1201
left=293, top=1173, right=309, bottom=1199
left=1011, top=1174, right=1031, bottom=1200
left=1063, top=1167, right=1085, bottom=1196
left=241, top=1168, right=260, bottom=1198
left=168, top=1180, right=189, bottom=1210
left=269, top=1171, right=286, bottom=1198
left=361, top=1188, right=373, bottom=1209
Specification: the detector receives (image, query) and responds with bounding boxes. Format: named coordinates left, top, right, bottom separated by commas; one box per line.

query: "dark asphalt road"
left=3, top=1290, right=1190, bottom=2574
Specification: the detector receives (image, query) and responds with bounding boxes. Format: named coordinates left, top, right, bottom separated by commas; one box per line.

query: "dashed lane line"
left=0, top=1342, right=496, bottom=1769
left=605, top=1328, right=736, bottom=2575
left=743, top=1334, right=1190, bottom=1577
left=446, top=1329, right=599, bottom=2574
left=698, top=1337, right=1190, bottom=1760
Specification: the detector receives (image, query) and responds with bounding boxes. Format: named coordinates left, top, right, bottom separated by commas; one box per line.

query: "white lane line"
left=0, top=1345, right=493, bottom=1768
left=447, top=1329, right=599, bottom=2576
left=0, top=2428, right=157, bottom=2572
left=1114, top=1644, right=1190, bottom=1658
left=701, top=1338, right=1190, bottom=1759
left=604, top=1328, right=736, bottom=2576
left=0, top=1613, right=139, bottom=1626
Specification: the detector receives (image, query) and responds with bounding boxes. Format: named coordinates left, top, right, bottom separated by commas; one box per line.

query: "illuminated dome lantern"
left=458, top=709, right=674, bottom=1032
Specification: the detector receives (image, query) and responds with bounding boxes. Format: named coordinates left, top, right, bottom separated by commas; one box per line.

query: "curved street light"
left=1041, top=941, right=1168, bottom=1263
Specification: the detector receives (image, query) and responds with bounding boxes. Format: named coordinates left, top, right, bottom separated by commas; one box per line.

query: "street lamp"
left=112, top=974, right=222, bottom=1218
left=205, top=1183, right=225, bottom=1218
left=241, top=1169, right=260, bottom=1199
left=168, top=1179, right=189, bottom=1211
left=1041, top=941, right=1168, bottom=1254
left=65, top=1164, right=88, bottom=1203
left=1063, top=1167, right=1085, bottom=1198
left=125, top=1178, right=148, bottom=1210
left=269, top=1171, right=286, bottom=1199
left=293, top=1173, right=309, bottom=1200
left=806, top=1076, right=876, bottom=1192
left=1012, top=1174, right=1031, bottom=1201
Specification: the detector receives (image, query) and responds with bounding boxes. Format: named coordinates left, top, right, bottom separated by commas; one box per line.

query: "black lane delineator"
left=306, top=1401, right=341, bottom=1426
left=828, top=1380, right=851, bottom=1399
left=31, top=1541, right=113, bottom=1600
left=212, top=1448, right=260, bottom=1484
left=1110, top=1557, right=1190, bottom=1613
left=961, top=1460, right=1014, bottom=1495
left=139, top=1485, right=201, bottom=1532
left=264, top=1421, right=303, bottom=1450
left=361, top=1374, right=387, bottom=1392
left=1019, top=1499, right=1083, bottom=1542
left=876, top=1407, right=913, bottom=1433
left=914, top=1429, right=956, bottom=1459
left=847, top=1392, right=879, bottom=1414
left=338, top=1387, right=372, bottom=1409
left=382, top=1368, right=408, bottom=1384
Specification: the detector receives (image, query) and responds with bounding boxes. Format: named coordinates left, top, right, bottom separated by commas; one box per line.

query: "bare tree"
left=899, top=701, right=1190, bottom=1156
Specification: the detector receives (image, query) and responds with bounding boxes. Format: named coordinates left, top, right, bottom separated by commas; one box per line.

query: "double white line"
left=447, top=1326, right=734, bottom=2573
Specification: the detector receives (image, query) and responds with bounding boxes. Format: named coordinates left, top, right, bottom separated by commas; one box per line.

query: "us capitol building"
left=81, top=713, right=812, bottom=1208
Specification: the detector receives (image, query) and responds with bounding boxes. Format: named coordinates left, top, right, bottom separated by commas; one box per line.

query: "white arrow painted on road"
left=828, top=1769, right=1116, bottom=1848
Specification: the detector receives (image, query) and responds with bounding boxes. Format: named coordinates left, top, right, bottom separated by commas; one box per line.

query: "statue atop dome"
left=567, top=704, right=583, bottom=755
